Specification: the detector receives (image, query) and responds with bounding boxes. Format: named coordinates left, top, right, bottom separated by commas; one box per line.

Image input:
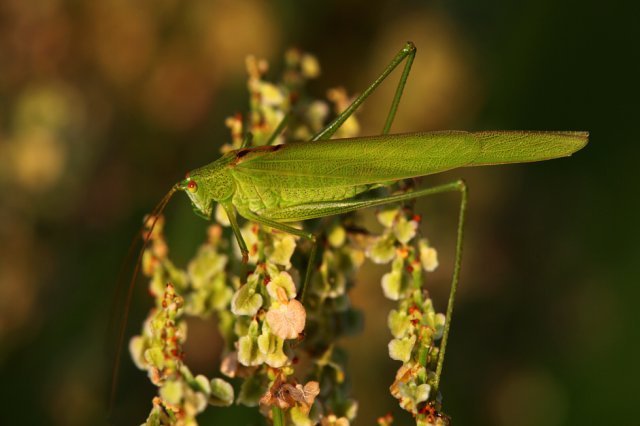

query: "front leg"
left=221, top=202, right=250, bottom=263
left=240, top=210, right=318, bottom=304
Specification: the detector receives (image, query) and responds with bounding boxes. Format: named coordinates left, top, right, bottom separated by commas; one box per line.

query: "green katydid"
left=111, top=41, right=587, bottom=415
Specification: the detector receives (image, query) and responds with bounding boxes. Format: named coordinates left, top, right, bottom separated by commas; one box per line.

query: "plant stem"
left=272, top=406, right=285, bottom=426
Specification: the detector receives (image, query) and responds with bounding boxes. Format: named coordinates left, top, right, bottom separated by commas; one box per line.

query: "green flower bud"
left=231, top=283, right=263, bottom=316
left=209, top=378, right=234, bottom=407
left=419, top=239, right=439, bottom=272
left=194, top=374, right=211, bottom=394
left=238, top=334, right=264, bottom=366
left=144, top=347, right=165, bottom=370
left=388, top=334, right=416, bottom=363
left=159, top=380, right=183, bottom=405
left=257, top=326, right=289, bottom=368
left=266, top=271, right=297, bottom=301
left=381, top=271, right=402, bottom=301
left=368, top=234, right=396, bottom=264
left=393, top=215, right=418, bottom=244
left=129, top=335, right=146, bottom=370
left=328, top=225, right=346, bottom=248
left=398, top=382, right=431, bottom=413
left=265, top=234, right=297, bottom=267
left=388, top=309, right=412, bottom=339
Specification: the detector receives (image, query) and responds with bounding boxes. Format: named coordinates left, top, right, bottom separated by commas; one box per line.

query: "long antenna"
left=108, top=184, right=179, bottom=419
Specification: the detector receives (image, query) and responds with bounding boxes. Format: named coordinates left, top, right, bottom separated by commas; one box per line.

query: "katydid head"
left=179, top=174, right=212, bottom=217
left=179, top=154, right=236, bottom=218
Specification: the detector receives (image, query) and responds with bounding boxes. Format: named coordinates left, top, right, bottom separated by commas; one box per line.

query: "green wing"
left=470, top=131, right=588, bottom=166
left=233, top=130, right=587, bottom=188
left=233, top=131, right=478, bottom=188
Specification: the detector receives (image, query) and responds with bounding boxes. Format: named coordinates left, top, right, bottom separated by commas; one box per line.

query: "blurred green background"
left=1, top=0, right=638, bottom=425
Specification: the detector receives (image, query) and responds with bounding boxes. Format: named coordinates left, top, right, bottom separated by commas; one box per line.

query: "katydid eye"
left=187, top=180, right=197, bottom=193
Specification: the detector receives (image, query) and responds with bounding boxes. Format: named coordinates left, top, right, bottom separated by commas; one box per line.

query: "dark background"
left=1, top=0, right=638, bottom=425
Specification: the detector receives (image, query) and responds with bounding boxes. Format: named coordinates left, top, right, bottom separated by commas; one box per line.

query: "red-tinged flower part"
left=397, top=247, right=408, bottom=258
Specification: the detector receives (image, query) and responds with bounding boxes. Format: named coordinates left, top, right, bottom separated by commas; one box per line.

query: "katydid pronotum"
left=111, top=41, right=587, bottom=417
